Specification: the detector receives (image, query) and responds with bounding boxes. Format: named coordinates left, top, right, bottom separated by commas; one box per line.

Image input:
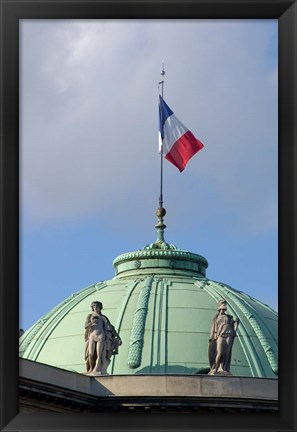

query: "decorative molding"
left=127, top=276, right=154, bottom=369
left=113, top=249, right=208, bottom=268
left=203, top=281, right=278, bottom=376
left=19, top=283, right=107, bottom=358
left=222, top=289, right=278, bottom=375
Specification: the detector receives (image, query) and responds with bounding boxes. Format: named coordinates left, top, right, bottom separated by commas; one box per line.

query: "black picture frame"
left=0, top=0, right=296, bottom=431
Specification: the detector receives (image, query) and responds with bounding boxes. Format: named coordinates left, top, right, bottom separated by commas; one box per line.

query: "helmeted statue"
left=84, top=301, right=122, bottom=374
left=208, top=299, right=239, bottom=375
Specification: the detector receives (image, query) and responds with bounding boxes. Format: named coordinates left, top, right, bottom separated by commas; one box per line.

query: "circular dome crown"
left=113, top=242, right=208, bottom=278
left=19, top=209, right=278, bottom=378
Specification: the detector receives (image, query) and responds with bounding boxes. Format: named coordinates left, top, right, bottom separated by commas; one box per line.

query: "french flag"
left=159, top=96, right=204, bottom=172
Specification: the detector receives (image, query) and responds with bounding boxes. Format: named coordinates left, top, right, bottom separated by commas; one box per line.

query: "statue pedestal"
left=85, top=371, right=110, bottom=376
left=208, top=370, right=232, bottom=376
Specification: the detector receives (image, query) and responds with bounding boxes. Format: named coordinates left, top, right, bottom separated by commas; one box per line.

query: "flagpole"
left=159, top=62, right=165, bottom=208
left=155, top=62, right=167, bottom=246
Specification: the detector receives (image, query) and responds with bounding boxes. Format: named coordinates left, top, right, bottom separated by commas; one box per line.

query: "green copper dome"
left=19, top=209, right=278, bottom=378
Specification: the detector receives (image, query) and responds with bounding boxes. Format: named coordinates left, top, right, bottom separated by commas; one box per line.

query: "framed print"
left=0, top=1, right=296, bottom=431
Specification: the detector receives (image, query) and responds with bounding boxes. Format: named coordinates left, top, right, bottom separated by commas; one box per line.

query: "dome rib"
left=203, top=280, right=278, bottom=376
left=202, top=281, right=266, bottom=376
left=20, top=282, right=107, bottom=360
left=219, top=286, right=278, bottom=375
left=109, top=279, right=142, bottom=373
left=149, top=278, right=159, bottom=372
left=128, top=276, right=154, bottom=369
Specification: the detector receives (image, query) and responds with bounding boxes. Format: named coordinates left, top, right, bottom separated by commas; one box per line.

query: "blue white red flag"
left=158, top=96, right=204, bottom=172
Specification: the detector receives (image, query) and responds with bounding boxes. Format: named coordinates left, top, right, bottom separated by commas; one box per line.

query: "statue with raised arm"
left=84, top=301, right=122, bottom=374
left=208, top=299, right=239, bottom=375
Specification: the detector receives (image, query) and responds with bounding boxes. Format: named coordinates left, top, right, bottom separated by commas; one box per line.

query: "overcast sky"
left=20, top=19, right=278, bottom=330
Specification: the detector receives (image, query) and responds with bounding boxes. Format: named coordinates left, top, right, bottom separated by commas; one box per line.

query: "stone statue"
left=84, top=301, right=122, bottom=374
left=208, top=299, right=239, bottom=375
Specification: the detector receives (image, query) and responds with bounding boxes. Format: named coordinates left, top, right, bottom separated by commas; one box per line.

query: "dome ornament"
left=155, top=206, right=167, bottom=246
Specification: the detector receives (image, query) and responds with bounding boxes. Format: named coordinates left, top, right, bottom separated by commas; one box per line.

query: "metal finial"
left=155, top=207, right=166, bottom=244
